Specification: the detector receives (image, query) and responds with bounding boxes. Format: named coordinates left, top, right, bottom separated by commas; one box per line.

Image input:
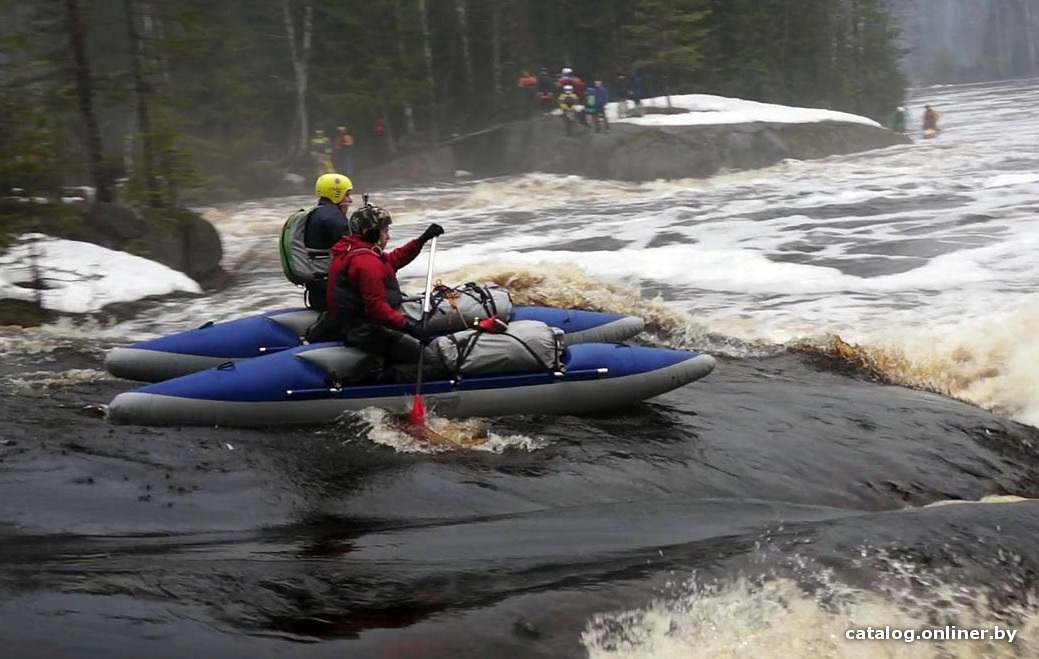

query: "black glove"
left=419, top=223, right=444, bottom=244
left=402, top=319, right=433, bottom=345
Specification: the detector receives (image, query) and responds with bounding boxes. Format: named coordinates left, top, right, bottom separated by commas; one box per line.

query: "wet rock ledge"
left=368, top=117, right=910, bottom=183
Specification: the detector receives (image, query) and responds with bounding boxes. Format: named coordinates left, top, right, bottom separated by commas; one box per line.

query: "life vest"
left=279, top=206, right=331, bottom=285
left=310, top=136, right=330, bottom=154
left=331, top=245, right=404, bottom=326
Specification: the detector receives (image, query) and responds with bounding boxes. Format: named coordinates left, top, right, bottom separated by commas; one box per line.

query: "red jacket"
left=326, top=234, right=423, bottom=328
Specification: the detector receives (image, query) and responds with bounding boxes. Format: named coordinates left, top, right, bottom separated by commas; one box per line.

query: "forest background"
left=0, top=0, right=908, bottom=205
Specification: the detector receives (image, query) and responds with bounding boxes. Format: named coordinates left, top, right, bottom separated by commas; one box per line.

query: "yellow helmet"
left=314, top=173, right=353, bottom=204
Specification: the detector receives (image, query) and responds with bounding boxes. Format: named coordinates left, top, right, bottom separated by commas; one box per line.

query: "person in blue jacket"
left=591, top=80, right=610, bottom=132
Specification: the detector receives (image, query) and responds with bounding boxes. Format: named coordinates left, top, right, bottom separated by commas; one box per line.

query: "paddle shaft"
left=414, top=236, right=437, bottom=399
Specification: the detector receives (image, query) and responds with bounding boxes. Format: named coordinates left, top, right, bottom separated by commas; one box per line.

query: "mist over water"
left=896, top=0, right=1039, bottom=84
left=3, top=78, right=1039, bottom=657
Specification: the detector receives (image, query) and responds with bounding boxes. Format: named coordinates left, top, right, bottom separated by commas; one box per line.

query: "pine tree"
left=282, top=0, right=313, bottom=157
left=125, top=0, right=160, bottom=206
left=624, top=0, right=711, bottom=107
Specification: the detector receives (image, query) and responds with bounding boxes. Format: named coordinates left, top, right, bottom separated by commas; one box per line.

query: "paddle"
left=407, top=236, right=437, bottom=429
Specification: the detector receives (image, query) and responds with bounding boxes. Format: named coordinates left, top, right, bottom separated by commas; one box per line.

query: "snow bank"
left=0, top=234, right=201, bottom=313
left=609, top=93, right=880, bottom=128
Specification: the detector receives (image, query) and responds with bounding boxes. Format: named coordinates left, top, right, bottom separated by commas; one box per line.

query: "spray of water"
left=2, top=368, right=112, bottom=394
left=346, top=408, right=547, bottom=454
left=792, top=301, right=1039, bottom=428
left=584, top=530, right=1039, bottom=658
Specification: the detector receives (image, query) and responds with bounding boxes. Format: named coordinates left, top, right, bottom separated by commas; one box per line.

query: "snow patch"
left=610, top=93, right=881, bottom=128
left=0, top=234, right=201, bottom=313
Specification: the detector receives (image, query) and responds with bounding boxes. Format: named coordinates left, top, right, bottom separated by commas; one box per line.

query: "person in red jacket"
left=326, top=204, right=444, bottom=362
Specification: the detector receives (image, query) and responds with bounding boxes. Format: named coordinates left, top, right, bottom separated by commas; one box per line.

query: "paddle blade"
left=407, top=394, right=426, bottom=427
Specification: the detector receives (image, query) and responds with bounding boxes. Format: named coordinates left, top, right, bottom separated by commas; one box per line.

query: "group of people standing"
left=309, top=120, right=391, bottom=178
left=517, top=67, right=643, bottom=135
left=310, top=127, right=354, bottom=176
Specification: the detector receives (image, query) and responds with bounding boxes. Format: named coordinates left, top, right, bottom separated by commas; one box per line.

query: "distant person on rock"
left=558, top=84, right=579, bottom=136
left=627, top=69, right=643, bottom=116
left=890, top=106, right=907, bottom=133
left=590, top=80, right=609, bottom=132
left=922, top=105, right=940, bottom=138
left=517, top=70, right=538, bottom=115
left=537, top=67, right=555, bottom=115
left=615, top=72, right=630, bottom=118
left=558, top=67, right=586, bottom=100
left=557, top=66, right=574, bottom=88
left=326, top=204, right=444, bottom=365
left=583, top=85, right=599, bottom=128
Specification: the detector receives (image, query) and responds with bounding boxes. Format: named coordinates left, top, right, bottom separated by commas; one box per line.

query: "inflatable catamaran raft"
left=105, top=285, right=646, bottom=382
left=105, top=284, right=715, bottom=427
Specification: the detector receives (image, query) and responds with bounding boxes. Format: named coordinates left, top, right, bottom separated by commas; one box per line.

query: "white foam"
left=431, top=246, right=997, bottom=298
left=981, top=173, right=1039, bottom=189
left=854, top=301, right=1039, bottom=428
left=3, top=368, right=112, bottom=394
left=584, top=543, right=1039, bottom=658
left=355, top=408, right=547, bottom=454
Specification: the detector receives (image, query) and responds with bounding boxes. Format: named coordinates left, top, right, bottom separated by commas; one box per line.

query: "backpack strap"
left=458, top=282, right=498, bottom=317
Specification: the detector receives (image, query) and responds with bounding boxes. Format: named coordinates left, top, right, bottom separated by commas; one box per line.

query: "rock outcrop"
left=364, top=118, right=910, bottom=185
left=1, top=201, right=226, bottom=289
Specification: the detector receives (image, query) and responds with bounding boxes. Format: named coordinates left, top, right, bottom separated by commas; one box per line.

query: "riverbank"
left=361, top=94, right=910, bottom=186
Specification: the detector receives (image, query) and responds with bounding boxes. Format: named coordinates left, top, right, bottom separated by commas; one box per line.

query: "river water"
left=2, top=78, right=1039, bottom=657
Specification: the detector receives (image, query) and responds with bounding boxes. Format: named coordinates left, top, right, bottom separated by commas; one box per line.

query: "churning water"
left=2, top=78, right=1039, bottom=658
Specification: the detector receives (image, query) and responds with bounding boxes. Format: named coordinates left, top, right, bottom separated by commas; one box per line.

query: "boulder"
left=3, top=201, right=226, bottom=290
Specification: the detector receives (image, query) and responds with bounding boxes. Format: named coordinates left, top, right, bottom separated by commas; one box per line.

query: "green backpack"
left=279, top=206, right=330, bottom=285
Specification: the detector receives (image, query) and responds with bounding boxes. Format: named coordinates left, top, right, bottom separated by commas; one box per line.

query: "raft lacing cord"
left=437, top=326, right=560, bottom=379
left=423, top=282, right=504, bottom=325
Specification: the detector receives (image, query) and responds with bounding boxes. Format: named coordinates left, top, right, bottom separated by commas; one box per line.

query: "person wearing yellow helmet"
left=304, top=173, right=355, bottom=309
left=279, top=173, right=354, bottom=311
left=310, top=128, right=332, bottom=173
left=314, top=172, right=353, bottom=206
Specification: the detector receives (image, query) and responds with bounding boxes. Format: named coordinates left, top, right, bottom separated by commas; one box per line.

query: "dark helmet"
left=349, top=205, right=392, bottom=242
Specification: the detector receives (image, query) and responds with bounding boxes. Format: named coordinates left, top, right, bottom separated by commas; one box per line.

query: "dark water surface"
left=2, top=348, right=1038, bottom=657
